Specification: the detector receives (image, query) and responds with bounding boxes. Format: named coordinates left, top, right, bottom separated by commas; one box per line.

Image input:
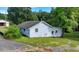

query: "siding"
left=21, top=28, right=30, bottom=36
left=29, top=22, right=62, bottom=37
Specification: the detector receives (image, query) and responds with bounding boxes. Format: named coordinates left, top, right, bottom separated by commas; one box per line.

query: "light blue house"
left=18, top=21, right=62, bottom=37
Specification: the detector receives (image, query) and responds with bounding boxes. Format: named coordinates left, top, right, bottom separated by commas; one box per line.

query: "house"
left=0, top=20, right=9, bottom=27
left=18, top=21, right=63, bottom=37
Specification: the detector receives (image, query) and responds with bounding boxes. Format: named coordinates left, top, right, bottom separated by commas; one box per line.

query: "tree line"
left=1, top=7, right=79, bottom=32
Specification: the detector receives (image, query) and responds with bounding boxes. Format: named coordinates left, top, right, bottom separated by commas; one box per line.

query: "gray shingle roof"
left=18, top=21, right=40, bottom=28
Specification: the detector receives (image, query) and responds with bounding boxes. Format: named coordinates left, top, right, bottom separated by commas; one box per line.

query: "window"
left=52, top=31, right=54, bottom=34
left=0, top=23, right=5, bottom=26
left=55, top=30, right=58, bottom=33
left=35, top=28, right=38, bottom=32
left=23, top=28, right=25, bottom=31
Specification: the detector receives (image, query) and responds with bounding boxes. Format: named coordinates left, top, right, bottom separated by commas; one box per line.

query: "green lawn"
left=15, top=37, right=69, bottom=47
left=0, top=26, right=8, bottom=33
left=64, top=32, right=79, bottom=41
left=15, top=32, right=79, bottom=47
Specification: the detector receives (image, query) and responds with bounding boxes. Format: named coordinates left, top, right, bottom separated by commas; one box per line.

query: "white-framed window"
left=35, top=28, right=38, bottom=32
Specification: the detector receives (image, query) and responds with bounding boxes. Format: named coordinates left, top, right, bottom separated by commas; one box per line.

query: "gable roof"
left=18, top=21, right=61, bottom=29
left=18, top=21, right=40, bottom=28
left=0, top=20, right=9, bottom=23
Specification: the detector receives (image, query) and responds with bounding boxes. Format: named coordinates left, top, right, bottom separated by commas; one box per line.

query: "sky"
left=0, top=7, right=51, bottom=14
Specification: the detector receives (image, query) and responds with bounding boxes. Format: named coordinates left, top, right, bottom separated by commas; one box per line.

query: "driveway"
left=0, top=39, right=26, bottom=52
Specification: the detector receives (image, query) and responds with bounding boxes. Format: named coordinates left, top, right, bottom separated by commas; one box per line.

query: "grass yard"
left=0, top=26, right=8, bottom=33
left=15, top=32, right=79, bottom=47
left=15, top=37, right=69, bottom=47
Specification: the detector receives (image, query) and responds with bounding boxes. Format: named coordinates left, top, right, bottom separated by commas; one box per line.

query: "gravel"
left=0, top=38, right=79, bottom=52
left=0, top=39, right=26, bottom=52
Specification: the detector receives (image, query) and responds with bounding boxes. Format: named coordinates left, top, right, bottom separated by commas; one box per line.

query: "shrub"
left=4, top=25, right=22, bottom=39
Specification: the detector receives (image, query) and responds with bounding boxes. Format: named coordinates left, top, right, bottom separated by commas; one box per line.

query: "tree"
left=4, top=25, right=22, bottom=39
left=49, top=7, right=78, bottom=32
left=36, top=10, right=50, bottom=21
left=32, top=12, right=38, bottom=21
left=0, top=13, right=7, bottom=20
left=7, top=7, right=38, bottom=24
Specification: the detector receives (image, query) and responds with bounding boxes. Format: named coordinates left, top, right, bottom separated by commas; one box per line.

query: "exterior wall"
left=0, top=20, right=9, bottom=27
left=0, top=22, right=5, bottom=26
left=5, top=22, right=9, bottom=27
left=51, top=28, right=62, bottom=37
left=0, top=22, right=9, bottom=27
left=29, top=22, right=62, bottom=37
left=21, top=28, right=30, bottom=37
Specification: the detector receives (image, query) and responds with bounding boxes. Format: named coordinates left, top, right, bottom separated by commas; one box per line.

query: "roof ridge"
left=26, top=21, right=39, bottom=22
left=18, top=21, right=40, bottom=28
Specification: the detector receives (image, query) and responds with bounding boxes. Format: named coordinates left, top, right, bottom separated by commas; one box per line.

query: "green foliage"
left=0, top=26, right=8, bottom=33
left=64, top=32, right=79, bottom=38
left=4, top=25, right=21, bottom=39
left=49, top=7, right=79, bottom=32
left=64, top=32, right=79, bottom=47
left=36, top=10, right=50, bottom=21
left=0, top=13, right=7, bottom=19
left=15, top=37, right=68, bottom=47
left=7, top=7, right=38, bottom=24
left=7, top=7, right=79, bottom=33
left=15, top=32, right=79, bottom=47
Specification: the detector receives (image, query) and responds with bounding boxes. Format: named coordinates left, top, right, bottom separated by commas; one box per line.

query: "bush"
left=4, top=25, right=22, bottom=39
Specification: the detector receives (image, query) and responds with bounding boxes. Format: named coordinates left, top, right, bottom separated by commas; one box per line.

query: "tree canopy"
left=7, top=7, right=79, bottom=32
left=7, top=7, right=38, bottom=24
left=48, top=7, right=79, bottom=32
left=0, top=13, right=7, bottom=20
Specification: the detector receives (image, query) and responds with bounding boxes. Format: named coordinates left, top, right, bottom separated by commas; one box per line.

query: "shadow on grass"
left=64, top=32, right=79, bottom=41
